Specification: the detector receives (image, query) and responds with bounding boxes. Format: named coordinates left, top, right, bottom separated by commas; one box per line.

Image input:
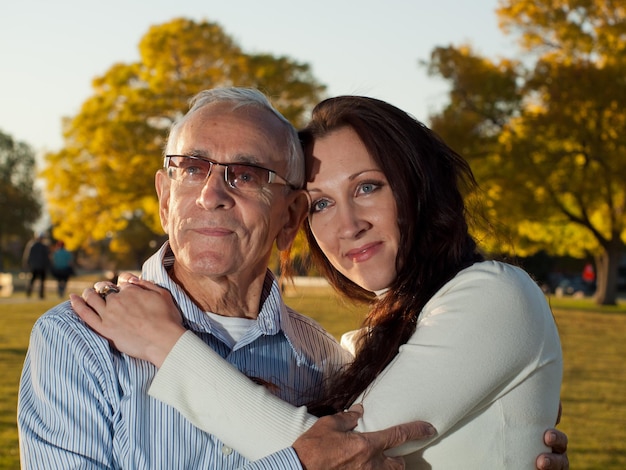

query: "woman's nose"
left=336, top=204, right=369, bottom=239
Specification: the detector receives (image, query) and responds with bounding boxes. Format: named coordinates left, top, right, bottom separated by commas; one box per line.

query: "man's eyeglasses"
left=164, top=155, right=294, bottom=192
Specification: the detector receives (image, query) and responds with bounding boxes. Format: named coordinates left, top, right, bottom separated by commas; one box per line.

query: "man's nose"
left=196, top=166, right=233, bottom=209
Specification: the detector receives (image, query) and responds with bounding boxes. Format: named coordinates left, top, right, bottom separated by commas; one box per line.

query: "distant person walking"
left=23, top=235, right=50, bottom=299
left=51, top=241, right=74, bottom=298
left=582, top=262, right=596, bottom=295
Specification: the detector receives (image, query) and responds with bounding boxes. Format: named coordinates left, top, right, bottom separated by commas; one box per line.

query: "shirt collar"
left=141, top=242, right=306, bottom=363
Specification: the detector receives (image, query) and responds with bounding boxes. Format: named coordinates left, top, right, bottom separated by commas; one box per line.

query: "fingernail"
left=426, top=424, right=436, bottom=436
left=548, top=431, right=557, bottom=444
left=542, top=456, right=551, bottom=468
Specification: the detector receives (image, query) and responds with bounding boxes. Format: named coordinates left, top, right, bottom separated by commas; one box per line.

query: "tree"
left=425, top=0, right=626, bottom=304
left=0, top=130, right=42, bottom=270
left=43, top=18, right=325, bottom=267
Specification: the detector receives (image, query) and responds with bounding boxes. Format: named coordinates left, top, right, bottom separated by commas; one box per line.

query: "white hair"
left=165, top=87, right=304, bottom=188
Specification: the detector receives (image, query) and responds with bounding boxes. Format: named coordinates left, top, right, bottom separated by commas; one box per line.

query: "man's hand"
left=537, top=428, right=569, bottom=470
left=292, top=404, right=436, bottom=470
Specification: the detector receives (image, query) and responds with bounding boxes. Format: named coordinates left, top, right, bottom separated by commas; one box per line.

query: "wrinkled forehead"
left=174, top=103, right=290, bottom=166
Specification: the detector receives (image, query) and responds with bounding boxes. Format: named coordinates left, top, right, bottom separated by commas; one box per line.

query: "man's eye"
left=232, top=169, right=262, bottom=187
left=185, top=165, right=204, bottom=176
left=237, top=171, right=256, bottom=183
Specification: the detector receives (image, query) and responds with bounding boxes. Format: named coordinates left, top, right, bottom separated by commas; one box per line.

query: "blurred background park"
left=1, top=0, right=625, bottom=468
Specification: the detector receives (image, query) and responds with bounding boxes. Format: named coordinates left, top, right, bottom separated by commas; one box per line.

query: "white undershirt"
left=205, top=311, right=256, bottom=348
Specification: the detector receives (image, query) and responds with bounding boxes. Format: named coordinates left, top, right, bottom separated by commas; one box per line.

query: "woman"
left=72, top=96, right=566, bottom=469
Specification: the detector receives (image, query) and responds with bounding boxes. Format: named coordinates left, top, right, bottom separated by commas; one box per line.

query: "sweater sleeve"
left=149, top=331, right=318, bottom=461
left=354, top=262, right=562, bottom=457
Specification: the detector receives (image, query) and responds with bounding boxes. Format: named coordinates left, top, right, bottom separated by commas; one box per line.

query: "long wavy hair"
left=299, top=96, right=484, bottom=415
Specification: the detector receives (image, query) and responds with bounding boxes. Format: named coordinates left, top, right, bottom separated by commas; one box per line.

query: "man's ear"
left=276, top=190, right=310, bottom=251
left=155, top=170, right=171, bottom=234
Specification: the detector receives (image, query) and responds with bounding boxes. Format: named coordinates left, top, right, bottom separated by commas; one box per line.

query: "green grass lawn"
left=0, top=297, right=59, bottom=469
left=1, top=289, right=625, bottom=469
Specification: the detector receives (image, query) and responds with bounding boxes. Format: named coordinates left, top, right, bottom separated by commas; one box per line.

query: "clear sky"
left=0, top=0, right=516, bottom=155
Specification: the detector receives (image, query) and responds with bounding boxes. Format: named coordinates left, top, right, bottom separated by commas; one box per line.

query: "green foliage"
left=425, top=0, right=626, bottom=304
left=0, top=130, right=41, bottom=269
left=43, top=17, right=326, bottom=260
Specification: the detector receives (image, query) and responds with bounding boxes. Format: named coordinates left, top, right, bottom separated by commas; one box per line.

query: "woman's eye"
left=358, top=182, right=381, bottom=195
left=311, top=199, right=330, bottom=213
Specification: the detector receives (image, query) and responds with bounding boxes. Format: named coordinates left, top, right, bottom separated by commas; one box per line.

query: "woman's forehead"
left=306, top=127, right=380, bottom=184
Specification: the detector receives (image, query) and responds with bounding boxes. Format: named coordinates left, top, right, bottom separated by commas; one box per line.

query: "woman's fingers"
left=117, top=272, right=171, bottom=297
left=70, top=292, right=104, bottom=330
left=69, top=278, right=185, bottom=365
left=117, top=271, right=140, bottom=284
left=93, top=281, right=120, bottom=298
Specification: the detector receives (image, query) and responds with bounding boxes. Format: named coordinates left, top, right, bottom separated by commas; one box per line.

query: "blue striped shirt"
left=18, top=242, right=350, bottom=469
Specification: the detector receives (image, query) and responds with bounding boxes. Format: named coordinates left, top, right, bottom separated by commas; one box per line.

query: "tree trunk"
left=0, top=230, right=6, bottom=272
left=594, top=238, right=624, bottom=305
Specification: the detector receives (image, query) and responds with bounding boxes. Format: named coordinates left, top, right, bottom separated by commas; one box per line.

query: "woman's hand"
left=70, top=273, right=186, bottom=367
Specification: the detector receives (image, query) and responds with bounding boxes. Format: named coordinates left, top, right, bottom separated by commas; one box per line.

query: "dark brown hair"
left=299, top=96, right=484, bottom=414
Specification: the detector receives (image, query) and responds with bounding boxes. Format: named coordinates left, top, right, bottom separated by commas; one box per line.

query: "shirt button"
left=222, top=445, right=233, bottom=456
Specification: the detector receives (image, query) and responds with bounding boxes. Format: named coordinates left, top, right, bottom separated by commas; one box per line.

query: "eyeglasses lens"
left=167, top=156, right=270, bottom=191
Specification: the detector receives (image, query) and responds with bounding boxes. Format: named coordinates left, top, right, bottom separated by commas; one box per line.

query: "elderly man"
left=18, top=88, right=431, bottom=469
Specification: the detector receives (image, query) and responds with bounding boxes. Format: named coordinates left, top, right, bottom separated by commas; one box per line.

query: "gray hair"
left=165, top=87, right=305, bottom=188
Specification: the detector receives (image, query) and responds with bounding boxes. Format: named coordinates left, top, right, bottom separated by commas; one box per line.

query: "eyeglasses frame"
left=163, top=154, right=295, bottom=191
